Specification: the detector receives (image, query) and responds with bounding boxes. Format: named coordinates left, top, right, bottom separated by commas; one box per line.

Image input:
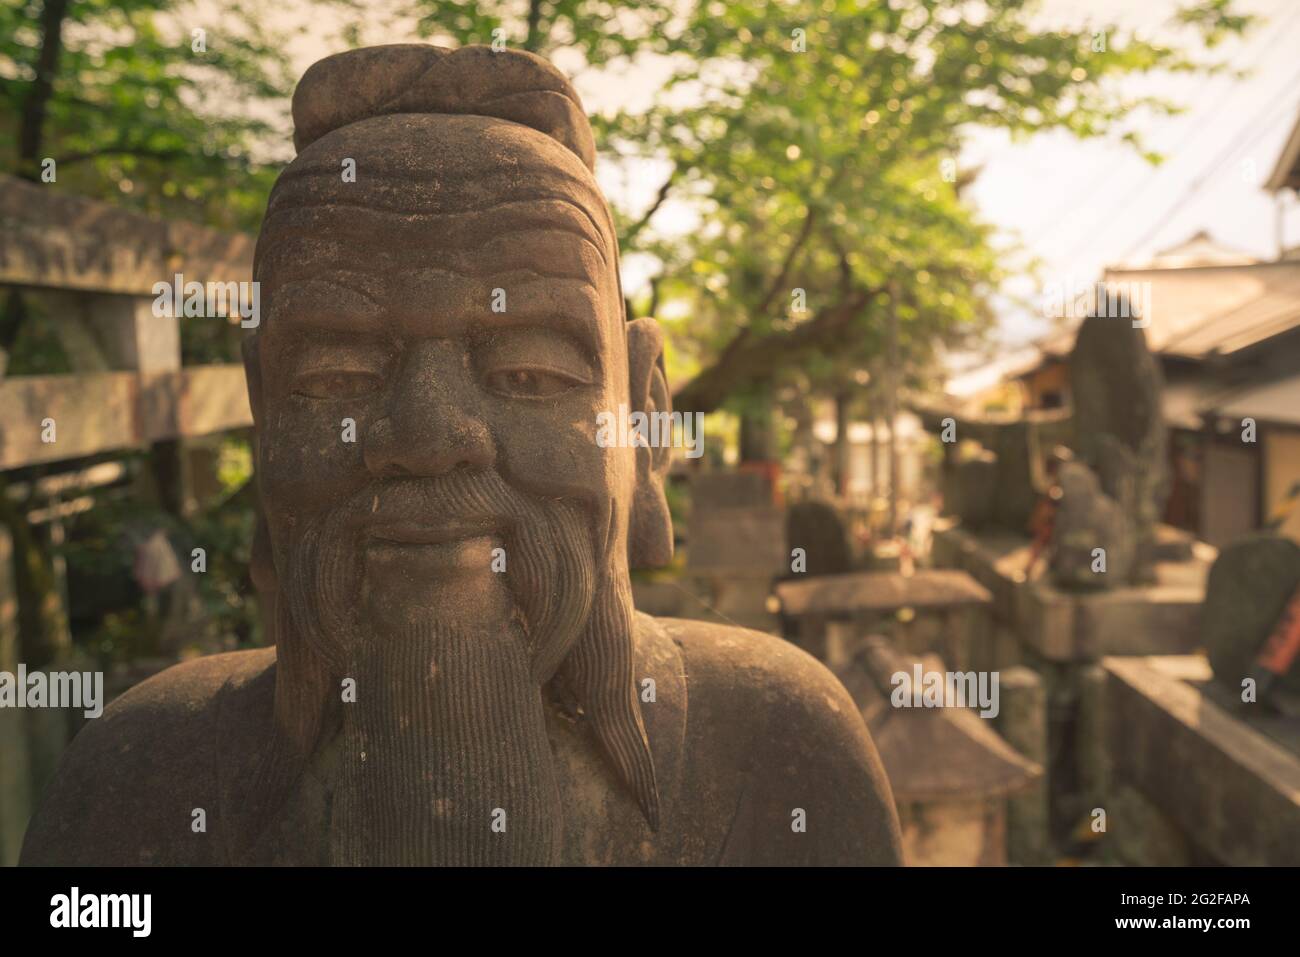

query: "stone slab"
left=776, top=569, right=991, bottom=619
left=934, top=524, right=1208, bottom=662
left=686, top=505, right=786, bottom=574
left=1103, top=655, right=1300, bottom=865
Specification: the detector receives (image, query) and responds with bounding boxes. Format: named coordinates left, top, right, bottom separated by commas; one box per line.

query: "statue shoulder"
left=20, top=648, right=276, bottom=866
left=653, top=615, right=868, bottom=738
left=651, top=616, right=904, bottom=865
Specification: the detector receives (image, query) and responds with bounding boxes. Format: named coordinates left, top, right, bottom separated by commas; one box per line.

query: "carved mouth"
left=362, top=519, right=505, bottom=577
left=364, top=518, right=502, bottom=546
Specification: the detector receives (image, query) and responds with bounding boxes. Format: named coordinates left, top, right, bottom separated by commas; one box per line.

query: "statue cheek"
left=259, top=402, right=371, bottom=511
left=492, top=397, right=629, bottom=514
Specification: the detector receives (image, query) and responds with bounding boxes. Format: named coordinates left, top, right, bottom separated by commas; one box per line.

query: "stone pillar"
left=995, top=665, right=1051, bottom=864
left=0, top=527, right=33, bottom=866
left=1076, top=664, right=1110, bottom=822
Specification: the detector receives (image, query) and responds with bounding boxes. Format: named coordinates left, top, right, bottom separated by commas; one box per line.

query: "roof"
left=1032, top=259, right=1300, bottom=362
left=1265, top=107, right=1300, bottom=192
left=833, top=638, right=1041, bottom=802
left=1132, top=230, right=1258, bottom=269
left=1203, top=371, right=1300, bottom=427
left=943, top=346, right=1045, bottom=399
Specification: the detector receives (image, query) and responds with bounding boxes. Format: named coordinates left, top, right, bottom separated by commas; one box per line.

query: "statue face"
left=253, top=114, right=633, bottom=646
left=246, top=106, right=664, bottom=862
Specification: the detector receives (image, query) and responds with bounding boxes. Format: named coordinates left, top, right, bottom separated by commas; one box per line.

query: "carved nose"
left=363, top=343, right=495, bottom=478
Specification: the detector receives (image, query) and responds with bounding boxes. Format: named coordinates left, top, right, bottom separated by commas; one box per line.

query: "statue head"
left=242, top=44, right=674, bottom=864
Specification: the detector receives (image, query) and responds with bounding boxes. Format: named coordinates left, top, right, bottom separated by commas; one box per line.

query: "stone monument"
left=1058, top=307, right=1168, bottom=585
left=1204, top=534, right=1300, bottom=701
left=21, top=44, right=901, bottom=866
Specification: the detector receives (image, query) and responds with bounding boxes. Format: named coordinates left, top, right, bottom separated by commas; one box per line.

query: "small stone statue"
left=1067, top=307, right=1169, bottom=584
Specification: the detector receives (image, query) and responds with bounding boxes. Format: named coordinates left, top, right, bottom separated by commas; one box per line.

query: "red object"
left=1256, top=584, right=1300, bottom=681
left=738, top=460, right=783, bottom=506
left=1023, top=492, right=1059, bottom=576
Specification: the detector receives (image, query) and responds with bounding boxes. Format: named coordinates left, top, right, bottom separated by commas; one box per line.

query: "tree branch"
left=621, top=166, right=676, bottom=247
left=673, top=285, right=878, bottom=415
left=53, top=146, right=190, bottom=167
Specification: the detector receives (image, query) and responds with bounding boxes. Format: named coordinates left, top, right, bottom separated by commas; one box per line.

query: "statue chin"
left=361, top=540, right=514, bottom=634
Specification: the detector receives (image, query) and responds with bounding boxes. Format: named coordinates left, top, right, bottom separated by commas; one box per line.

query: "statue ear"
left=241, top=333, right=264, bottom=429
left=625, top=317, right=674, bottom=569
left=242, top=333, right=278, bottom=607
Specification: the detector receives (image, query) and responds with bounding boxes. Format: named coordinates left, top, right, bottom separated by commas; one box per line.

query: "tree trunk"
left=0, top=479, right=69, bottom=669
left=833, top=390, right=851, bottom=498
left=19, top=0, right=71, bottom=179
left=887, top=290, right=900, bottom=537
left=525, top=0, right=544, bottom=52
left=738, top=384, right=776, bottom=464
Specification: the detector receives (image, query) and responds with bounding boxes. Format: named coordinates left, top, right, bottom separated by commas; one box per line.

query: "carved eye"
left=485, top=368, right=581, bottom=398
left=292, top=370, right=383, bottom=399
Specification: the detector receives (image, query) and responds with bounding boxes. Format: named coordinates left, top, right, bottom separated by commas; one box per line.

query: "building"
left=964, top=105, right=1300, bottom=546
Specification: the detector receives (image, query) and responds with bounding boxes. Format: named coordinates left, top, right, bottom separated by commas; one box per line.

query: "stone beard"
left=284, top=470, right=598, bottom=865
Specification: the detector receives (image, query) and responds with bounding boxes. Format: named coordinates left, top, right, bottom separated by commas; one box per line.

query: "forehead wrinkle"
left=259, top=196, right=611, bottom=268
left=397, top=273, right=607, bottom=349
left=469, top=230, right=605, bottom=281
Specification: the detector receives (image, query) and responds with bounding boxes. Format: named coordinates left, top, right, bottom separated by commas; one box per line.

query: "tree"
left=0, top=0, right=362, bottom=664
left=0, top=0, right=356, bottom=231
left=414, top=0, right=1250, bottom=426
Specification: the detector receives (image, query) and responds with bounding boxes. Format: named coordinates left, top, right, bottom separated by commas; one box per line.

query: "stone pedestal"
left=995, top=666, right=1050, bottom=864
left=1104, top=655, right=1300, bottom=865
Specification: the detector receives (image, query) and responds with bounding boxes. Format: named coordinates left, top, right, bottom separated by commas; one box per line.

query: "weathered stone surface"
left=1203, top=535, right=1300, bottom=697
left=690, top=470, right=772, bottom=510
left=1104, top=655, right=1300, bottom=865
left=784, top=499, right=853, bottom=577
left=777, top=569, right=991, bottom=619
left=21, top=43, right=901, bottom=867
left=994, top=666, right=1050, bottom=864
left=988, top=419, right=1043, bottom=533
left=0, top=367, right=250, bottom=469
left=687, top=505, right=787, bottom=574
left=1050, top=461, right=1135, bottom=589
left=1014, top=574, right=1204, bottom=661
left=942, top=450, right=997, bottom=530
left=835, top=640, right=1041, bottom=803
left=1069, top=313, right=1169, bottom=582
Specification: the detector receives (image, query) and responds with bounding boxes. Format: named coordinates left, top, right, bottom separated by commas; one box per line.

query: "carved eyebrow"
left=267, top=279, right=383, bottom=329
left=473, top=274, right=606, bottom=353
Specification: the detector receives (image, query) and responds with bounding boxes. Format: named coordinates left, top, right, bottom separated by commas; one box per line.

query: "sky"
left=266, top=0, right=1300, bottom=350
left=964, top=0, right=1300, bottom=346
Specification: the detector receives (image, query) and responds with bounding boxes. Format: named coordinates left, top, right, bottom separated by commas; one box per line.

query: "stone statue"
left=1066, top=307, right=1169, bottom=585
left=1049, top=457, right=1136, bottom=589
left=21, top=45, right=901, bottom=866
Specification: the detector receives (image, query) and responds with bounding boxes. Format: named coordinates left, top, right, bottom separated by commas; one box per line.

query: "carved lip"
left=363, top=517, right=503, bottom=546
